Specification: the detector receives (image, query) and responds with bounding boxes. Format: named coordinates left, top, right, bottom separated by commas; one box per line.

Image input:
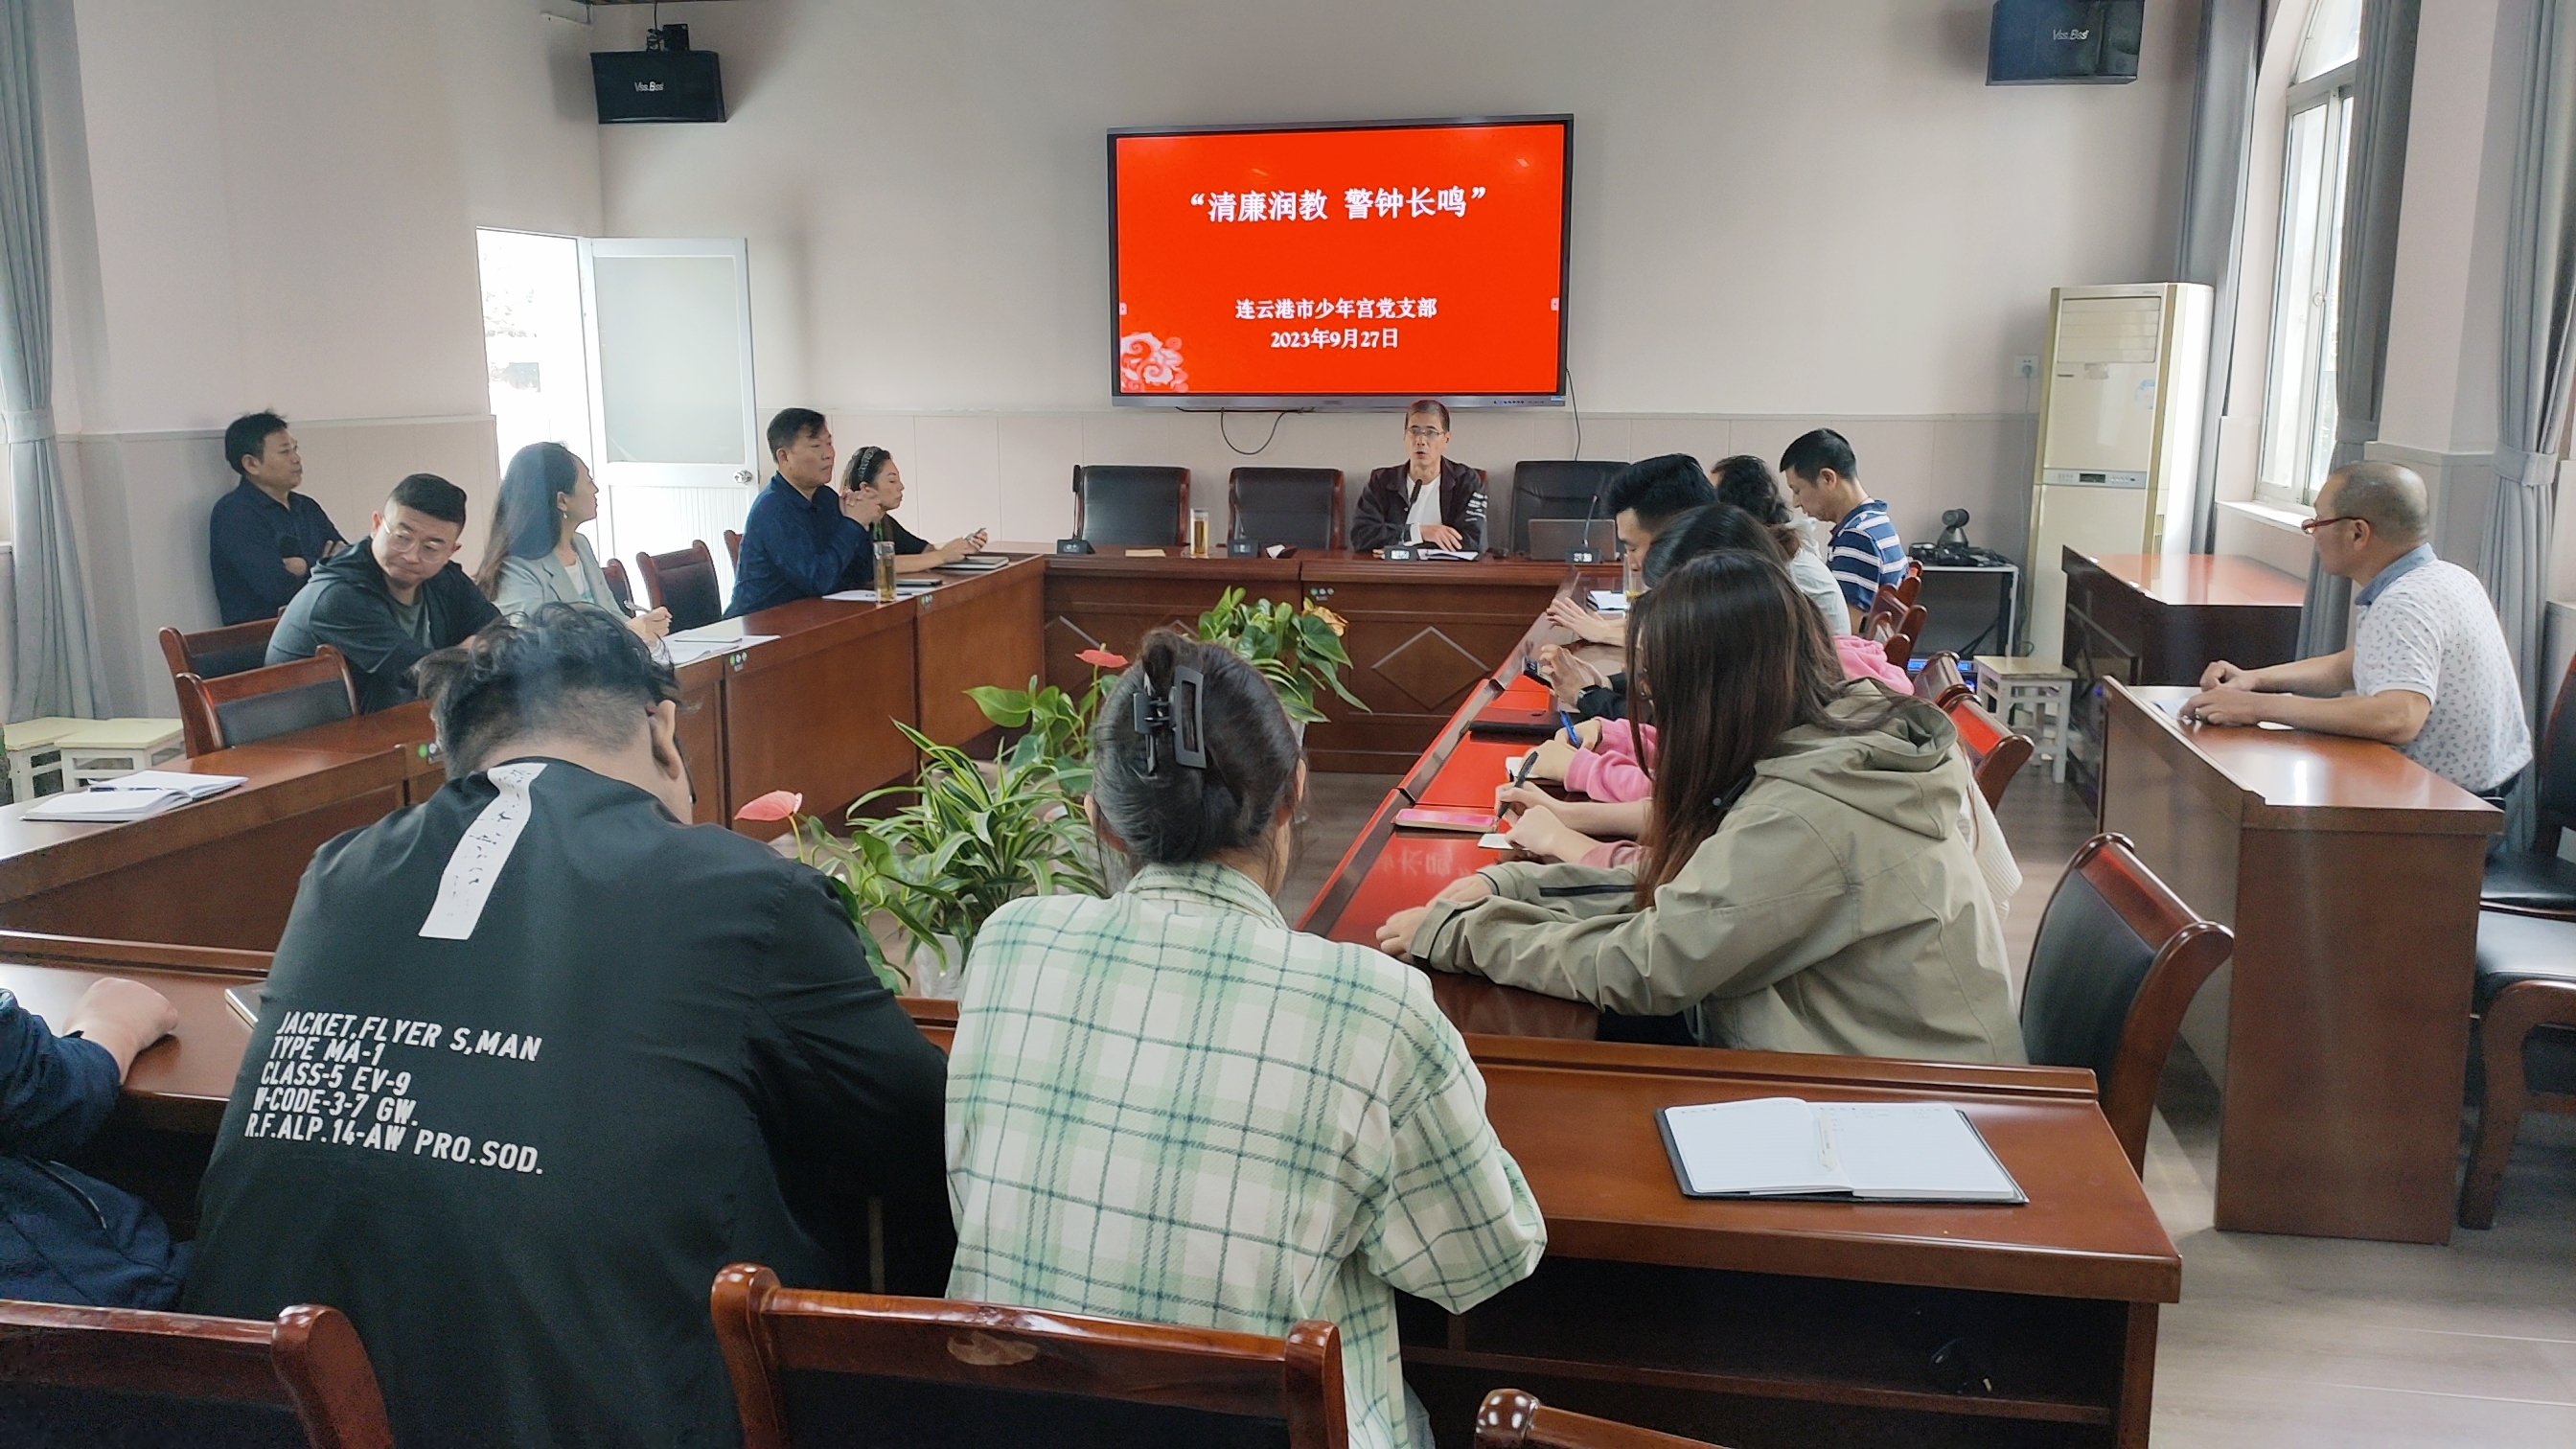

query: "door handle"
left=736, top=469, right=756, bottom=485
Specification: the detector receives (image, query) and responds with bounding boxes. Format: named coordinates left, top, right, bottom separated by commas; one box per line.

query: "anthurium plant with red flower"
left=965, top=646, right=1126, bottom=767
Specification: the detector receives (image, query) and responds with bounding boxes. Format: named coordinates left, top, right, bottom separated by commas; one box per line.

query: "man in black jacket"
left=185, top=605, right=952, bottom=1448
left=1350, top=399, right=1485, bottom=553
left=266, top=472, right=499, bottom=711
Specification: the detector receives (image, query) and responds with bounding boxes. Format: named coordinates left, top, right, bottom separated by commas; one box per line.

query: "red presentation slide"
left=1111, top=119, right=1570, bottom=401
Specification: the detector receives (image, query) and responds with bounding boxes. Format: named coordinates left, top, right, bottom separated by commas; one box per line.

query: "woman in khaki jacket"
left=1378, top=552, right=2024, bottom=1065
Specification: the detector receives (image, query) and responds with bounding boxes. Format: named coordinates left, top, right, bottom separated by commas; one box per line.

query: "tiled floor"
left=1286, top=769, right=2576, bottom=1447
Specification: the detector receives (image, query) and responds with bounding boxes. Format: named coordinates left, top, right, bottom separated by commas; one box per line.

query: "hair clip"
left=1133, top=666, right=1208, bottom=774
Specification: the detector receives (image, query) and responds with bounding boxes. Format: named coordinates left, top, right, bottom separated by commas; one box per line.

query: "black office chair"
left=1508, top=460, right=1627, bottom=558
left=2458, top=910, right=2576, bottom=1227
left=2480, top=650, right=2576, bottom=917
left=2020, top=833, right=2234, bottom=1174
left=1072, top=466, right=1189, bottom=547
left=1227, top=468, right=1342, bottom=550
left=636, top=540, right=725, bottom=631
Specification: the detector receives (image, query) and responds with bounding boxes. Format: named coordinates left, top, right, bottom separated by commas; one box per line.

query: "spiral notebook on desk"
left=1656, top=1096, right=2025, bottom=1204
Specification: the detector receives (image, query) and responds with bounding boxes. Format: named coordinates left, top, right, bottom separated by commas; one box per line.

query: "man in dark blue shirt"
left=208, top=411, right=346, bottom=625
left=0, top=976, right=187, bottom=1308
left=726, top=408, right=884, bottom=617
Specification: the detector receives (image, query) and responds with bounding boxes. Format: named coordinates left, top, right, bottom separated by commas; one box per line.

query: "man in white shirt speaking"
left=2184, top=461, right=2533, bottom=799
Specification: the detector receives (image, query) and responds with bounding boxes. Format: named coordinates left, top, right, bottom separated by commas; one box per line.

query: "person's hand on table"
left=1495, top=780, right=1555, bottom=819
left=1417, top=523, right=1465, bottom=551
left=2198, top=659, right=2257, bottom=690
left=1538, top=645, right=1605, bottom=708
left=1528, top=736, right=1577, bottom=782
left=1376, top=874, right=1496, bottom=958
left=2178, top=687, right=2274, bottom=727
left=1503, top=804, right=1587, bottom=863
left=65, top=977, right=179, bottom=1081
left=1544, top=597, right=1624, bottom=647
left=629, top=607, right=673, bottom=644
left=1569, top=717, right=1605, bottom=748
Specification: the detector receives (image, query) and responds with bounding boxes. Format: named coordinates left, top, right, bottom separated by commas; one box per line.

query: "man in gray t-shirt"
left=2182, top=461, right=2532, bottom=794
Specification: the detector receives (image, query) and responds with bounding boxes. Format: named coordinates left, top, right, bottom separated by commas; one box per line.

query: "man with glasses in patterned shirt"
left=2185, top=461, right=2531, bottom=801
left=268, top=472, right=500, bottom=713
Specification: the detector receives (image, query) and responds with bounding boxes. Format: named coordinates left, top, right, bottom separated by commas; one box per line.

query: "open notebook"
left=23, top=770, right=247, bottom=823
left=1656, top=1096, right=2025, bottom=1204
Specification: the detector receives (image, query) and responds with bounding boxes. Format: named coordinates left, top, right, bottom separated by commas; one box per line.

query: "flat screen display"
left=1109, top=116, right=1572, bottom=406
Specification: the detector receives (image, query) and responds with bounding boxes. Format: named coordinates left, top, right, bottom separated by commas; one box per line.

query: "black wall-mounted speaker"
left=1988, top=0, right=2143, bottom=85
left=591, top=47, right=725, bottom=124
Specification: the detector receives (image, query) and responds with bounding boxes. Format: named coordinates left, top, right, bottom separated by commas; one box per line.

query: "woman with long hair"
left=475, top=442, right=671, bottom=643
left=1380, top=551, right=2021, bottom=1064
left=947, top=630, right=1543, bottom=1449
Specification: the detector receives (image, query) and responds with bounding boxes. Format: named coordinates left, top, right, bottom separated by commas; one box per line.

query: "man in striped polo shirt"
left=1781, top=428, right=1904, bottom=632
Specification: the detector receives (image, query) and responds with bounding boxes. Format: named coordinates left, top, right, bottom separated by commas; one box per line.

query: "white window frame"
left=2253, top=58, right=2360, bottom=509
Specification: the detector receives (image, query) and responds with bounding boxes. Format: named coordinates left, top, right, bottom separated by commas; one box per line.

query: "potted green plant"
left=736, top=721, right=1106, bottom=996
left=1193, top=587, right=1367, bottom=724
left=963, top=646, right=1126, bottom=764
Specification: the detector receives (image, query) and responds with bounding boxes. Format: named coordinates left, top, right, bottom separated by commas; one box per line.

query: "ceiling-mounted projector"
left=592, top=24, right=724, bottom=124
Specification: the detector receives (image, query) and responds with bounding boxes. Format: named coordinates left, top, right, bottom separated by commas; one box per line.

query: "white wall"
left=591, top=0, right=2203, bottom=554
left=27, top=0, right=2209, bottom=713
left=34, top=0, right=607, bottom=715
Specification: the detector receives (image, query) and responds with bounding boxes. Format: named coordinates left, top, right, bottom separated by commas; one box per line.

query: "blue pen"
left=1557, top=710, right=1579, bottom=745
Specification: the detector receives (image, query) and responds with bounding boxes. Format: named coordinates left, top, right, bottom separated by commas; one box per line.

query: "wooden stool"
left=1975, top=656, right=2075, bottom=785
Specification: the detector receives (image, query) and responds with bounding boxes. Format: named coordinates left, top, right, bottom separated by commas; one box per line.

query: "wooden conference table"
left=2098, top=681, right=2499, bottom=1244
left=1, top=924, right=2177, bottom=1449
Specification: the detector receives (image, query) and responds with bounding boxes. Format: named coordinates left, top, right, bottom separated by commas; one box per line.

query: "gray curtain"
left=2484, top=0, right=2576, bottom=839
left=2332, top=0, right=2421, bottom=472
left=2297, top=0, right=2422, bottom=659
left=2179, top=0, right=2266, bottom=555
left=0, top=0, right=104, bottom=720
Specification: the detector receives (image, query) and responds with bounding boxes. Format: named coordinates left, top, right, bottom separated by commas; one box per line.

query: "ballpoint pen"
left=1558, top=709, right=1579, bottom=745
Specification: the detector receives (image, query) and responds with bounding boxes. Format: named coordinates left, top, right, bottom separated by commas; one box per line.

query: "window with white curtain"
left=2255, top=0, right=2366, bottom=507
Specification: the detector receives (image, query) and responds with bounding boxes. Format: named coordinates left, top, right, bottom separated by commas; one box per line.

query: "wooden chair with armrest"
left=173, top=646, right=359, bottom=757
left=2456, top=910, right=2576, bottom=1227
left=1475, top=1389, right=1726, bottom=1448
left=711, top=1264, right=1347, bottom=1449
left=2019, top=833, right=2235, bottom=1174
left=0, top=1299, right=393, bottom=1449
left=1940, top=688, right=2034, bottom=810
left=1869, top=602, right=1929, bottom=670
left=1912, top=651, right=1968, bottom=709
left=2480, top=648, right=2576, bottom=917
left=158, top=619, right=279, bottom=689
left=600, top=556, right=635, bottom=613
left=635, top=541, right=724, bottom=631
left=724, top=529, right=743, bottom=568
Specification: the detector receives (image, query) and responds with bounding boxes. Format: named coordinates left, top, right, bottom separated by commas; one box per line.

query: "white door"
left=579, top=238, right=760, bottom=591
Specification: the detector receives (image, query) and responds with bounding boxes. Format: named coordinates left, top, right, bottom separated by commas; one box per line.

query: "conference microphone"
left=1565, top=474, right=1607, bottom=565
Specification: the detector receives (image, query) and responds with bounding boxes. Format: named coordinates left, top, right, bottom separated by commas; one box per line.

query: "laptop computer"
left=1525, top=518, right=1619, bottom=563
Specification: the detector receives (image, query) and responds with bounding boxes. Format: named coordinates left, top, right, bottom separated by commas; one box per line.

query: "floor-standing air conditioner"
left=2023, top=283, right=2214, bottom=663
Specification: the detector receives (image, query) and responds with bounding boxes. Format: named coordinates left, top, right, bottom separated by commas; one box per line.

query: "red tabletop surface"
left=1415, top=736, right=1547, bottom=810
left=1321, top=832, right=1508, bottom=949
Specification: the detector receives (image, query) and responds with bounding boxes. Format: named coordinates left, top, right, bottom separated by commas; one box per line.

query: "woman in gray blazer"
left=475, top=442, right=672, bottom=643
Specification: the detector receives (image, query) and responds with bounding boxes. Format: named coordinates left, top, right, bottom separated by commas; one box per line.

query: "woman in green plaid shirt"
left=946, top=632, right=1546, bottom=1449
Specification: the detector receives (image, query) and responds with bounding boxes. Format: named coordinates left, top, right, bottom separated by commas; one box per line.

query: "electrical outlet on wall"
left=2012, top=356, right=2039, bottom=380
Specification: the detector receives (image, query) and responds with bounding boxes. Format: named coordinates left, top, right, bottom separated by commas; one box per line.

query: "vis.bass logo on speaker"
left=633, top=80, right=666, bottom=92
